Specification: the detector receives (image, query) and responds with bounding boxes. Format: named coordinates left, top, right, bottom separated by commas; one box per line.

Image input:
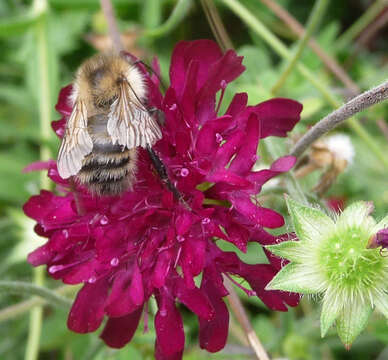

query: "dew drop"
left=220, top=79, right=227, bottom=89
left=215, top=133, right=223, bottom=143
left=100, top=216, right=109, bottom=225
left=88, top=276, right=97, bottom=284
left=110, top=257, right=119, bottom=267
left=62, top=229, right=69, bottom=238
left=202, top=217, right=210, bottom=225
left=180, top=168, right=189, bottom=177
left=169, top=103, right=177, bottom=111
left=177, top=235, right=185, bottom=243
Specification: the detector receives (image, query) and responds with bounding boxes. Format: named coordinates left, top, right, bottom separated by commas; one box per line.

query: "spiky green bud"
left=266, top=196, right=388, bottom=348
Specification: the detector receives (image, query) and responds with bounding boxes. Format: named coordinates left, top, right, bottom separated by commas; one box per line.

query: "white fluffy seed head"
left=323, top=133, right=355, bottom=164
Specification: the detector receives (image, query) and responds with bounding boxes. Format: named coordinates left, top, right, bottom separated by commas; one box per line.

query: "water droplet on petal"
left=88, top=276, right=97, bottom=283
left=177, top=235, right=185, bottom=242
left=202, top=217, right=210, bottom=225
left=169, top=103, right=177, bottom=111
left=215, top=133, right=223, bottom=143
left=100, top=216, right=109, bottom=225
left=62, top=229, right=69, bottom=238
left=180, top=168, right=189, bottom=177
left=220, top=79, right=227, bottom=89
left=110, top=257, right=119, bottom=267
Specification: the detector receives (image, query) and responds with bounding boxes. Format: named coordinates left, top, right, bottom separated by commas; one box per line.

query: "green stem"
left=26, top=0, right=52, bottom=359
left=0, top=285, right=77, bottom=323
left=143, top=0, right=192, bottom=38
left=271, top=0, right=329, bottom=94
left=336, top=0, right=388, bottom=50
left=0, top=281, right=72, bottom=309
left=222, top=0, right=388, bottom=170
left=142, top=0, right=162, bottom=29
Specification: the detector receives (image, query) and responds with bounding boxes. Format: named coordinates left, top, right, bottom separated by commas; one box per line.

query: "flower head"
left=267, top=196, right=388, bottom=348
left=24, top=40, right=302, bottom=359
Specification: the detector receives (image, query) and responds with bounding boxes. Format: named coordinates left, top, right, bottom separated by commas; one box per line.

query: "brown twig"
left=200, top=0, right=234, bottom=52
left=290, top=80, right=388, bottom=158
left=358, top=8, right=388, bottom=47
left=100, top=0, right=124, bottom=52
left=259, top=0, right=360, bottom=96
left=224, top=277, right=270, bottom=360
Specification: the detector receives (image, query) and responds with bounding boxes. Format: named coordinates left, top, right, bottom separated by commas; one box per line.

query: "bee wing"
left=57, top=100, right=93, bottom=179
left=107, top=82, right=162, bottom=149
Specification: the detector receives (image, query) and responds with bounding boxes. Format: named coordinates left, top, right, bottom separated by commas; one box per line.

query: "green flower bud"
left=266, top=196, right=388, bottom=349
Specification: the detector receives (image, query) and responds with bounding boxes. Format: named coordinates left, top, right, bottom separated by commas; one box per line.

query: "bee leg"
left=146, top=147, right=190, bottom=210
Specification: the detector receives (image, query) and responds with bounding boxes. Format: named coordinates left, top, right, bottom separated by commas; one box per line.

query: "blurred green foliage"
left=0, top=0, right=387, bottom=359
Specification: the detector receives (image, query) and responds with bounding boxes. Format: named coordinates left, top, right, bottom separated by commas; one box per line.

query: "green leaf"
left=0, top=12, right=42, bottom=36
left=336, top=298, right=373, bottom=348
left=266, top=263, right=323, bottom=294
left=286, top=195, right=334, bottom=243
left=266, top=240, right=301, bottom=262
left=374, top=294, right=388, bottom=319
left=320, top=287, right=343, bottom=337
left=336, top=201, right=374, bottom=229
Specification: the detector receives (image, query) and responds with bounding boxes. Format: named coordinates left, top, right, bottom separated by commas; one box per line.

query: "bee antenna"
left=132, top=59, right=167, bottom=92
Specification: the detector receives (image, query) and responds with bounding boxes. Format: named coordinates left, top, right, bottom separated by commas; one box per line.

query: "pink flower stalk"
left=24, top=40, right=302, bottom=359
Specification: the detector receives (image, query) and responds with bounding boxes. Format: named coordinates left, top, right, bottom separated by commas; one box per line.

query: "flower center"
left=318, top=226, right=385, bottom=289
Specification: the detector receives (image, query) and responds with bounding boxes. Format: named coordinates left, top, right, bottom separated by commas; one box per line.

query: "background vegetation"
left=0, top=0, right=387, bottom=359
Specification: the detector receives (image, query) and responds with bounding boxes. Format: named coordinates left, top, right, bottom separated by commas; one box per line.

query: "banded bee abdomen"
left=76, top=114, right=138, bottom=196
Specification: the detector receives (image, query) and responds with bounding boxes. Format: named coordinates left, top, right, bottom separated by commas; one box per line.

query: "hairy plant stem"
left=100, top=0, right=123, bottom=51
left=336, top=0, right=388, bottom=50
left=221, top=0, right=388, bottom=169
left=200, top=0, right=233, bottom=52
left=0, top=281, right=72, bottom=309
left=224, top=277, right=270, bottom=360
left=25, top=1, right=51, bottom=359
left=271, top=0, right=329, bottom=94
left=290, top=80, right=388, bottom=158
left=0, top=285, right=77, bottom=323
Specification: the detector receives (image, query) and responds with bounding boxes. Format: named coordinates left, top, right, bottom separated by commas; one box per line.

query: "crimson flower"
left=24, top=40, right=302, bottom=359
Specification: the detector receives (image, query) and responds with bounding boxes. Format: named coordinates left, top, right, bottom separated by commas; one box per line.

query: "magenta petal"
left=155, top=340, right=183, bottom=360
left=195, top=115, right=232, bottom=156
left=100, top=307, right=143, bottom=348
left=229, top=114, right=260, bottom=175
left=52, top=118, right=66, bottom=138
left=55, top=84, right=73, bottom=116
left=106, top=270, right=138, bottom=317
left=226, top=92, right=248, bottom=116
left=170, top=40, right=223, bottom=97
left=248, top=155, right=296, bottom=185
left=67, top=280, right=109, bottom=333
left=251, top=98, right=302, bottom=138
left=155, top=298, right=185, bottom=356
left=199, top=272, right=229, bottom=352
left=212, top=130, right=244, bottom=169
left=242, top=264, right=300, bottom=311
left=176, top=280, right=214, bottom=320
left=152, top=251, right=172, bottom=288
left=129, top=262, right=144, bottom=306
left=207, top=169, right=251, bottom=188
left=231, top=194, right=285, bottom=228
left=27, top=244, right=52, bottom=266
left=22, top=160, right=56, bottom=173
